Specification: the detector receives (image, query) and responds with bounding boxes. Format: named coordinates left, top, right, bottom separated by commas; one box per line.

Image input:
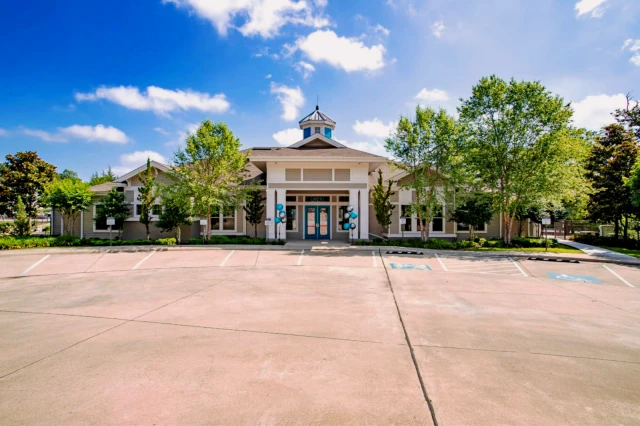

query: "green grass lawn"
left=598, top=246, right=640, bottom=259
left=463, top=244, right=583, bottom=254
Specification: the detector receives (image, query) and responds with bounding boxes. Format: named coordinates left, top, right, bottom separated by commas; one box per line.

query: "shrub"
left=43, top=225, right=50, bottom=233
left=55, top=235, right=82, bottom=246
left=454, top=240, right=480, bottom=249
left=484, top=239, right=503, bottom=248
left=156, top=237, right=177, bottom=245
left=425, top=238, right=455, bottom=250
left=0, top=236, right=58, bottom=250
left=0, top=222, right=13, bottom=235
left=189, top=237, right=204, bottom=245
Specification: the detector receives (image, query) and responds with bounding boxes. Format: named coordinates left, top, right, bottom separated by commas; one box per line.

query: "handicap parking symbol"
left=546, top=272, right=601, bottom=284
left=390, top=263, right=432, bottom=271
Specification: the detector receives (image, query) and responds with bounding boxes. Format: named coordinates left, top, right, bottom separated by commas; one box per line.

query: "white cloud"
left=622, top=39, right=640, bottom=67
left=294, top=29, right=387, bottom=72
left=75, top=85, right=230, bottom=115
left=0, top=128, right=8, bottom=137
left=163, top=123, right=200, bottom=148
left=22, top=124, right=129, bottom=144
left=374, top=24, right=390, bottom=37
left=154, top=127, right=170, bottom=136
left=415, top=88, right=449, bottom=103
left=575, top=0, right=608, bottom=17
left=163, top=0, right=329, bottom=38
left=431, top=21, right=445, bottom=38
left=272, top=128, right=301, bottom=146
left=572, top=94, right=627, bottom=130
left=270, top=82, right=305, bottom=121
left=265, top=74, right=272, bottom=79
left=353, top=119, right=397, bottom=139
left=296, top=61, right=315, bottom=79
left=60, top=125, right=129, bottom=144
left=112, top=150, right=168, bottom=177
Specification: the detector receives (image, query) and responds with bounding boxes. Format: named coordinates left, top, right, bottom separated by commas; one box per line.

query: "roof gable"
left=289, top=133, right=345, bottom=149
left=298, top=106, right=336, bottom=125
left=115, top=161, right=171, bottom=183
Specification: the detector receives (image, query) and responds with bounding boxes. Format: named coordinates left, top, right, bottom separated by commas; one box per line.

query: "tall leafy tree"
left=615, top=95, right=640, bottom=140
left=458, top=76, right=575, bottom=243
left=57, top=169, right=80, bottom=181
left=137, top=158, right=158, bottom=240
left=386, top=106, right=462, bottom=241
left=450, top=192, right=493, bottom=241
left=43, top=179, right=93, bottom=235
left=168, top=120, right=250, bottom=240
left=372, top=169, right=396, bottom=234
left=589, top=124, right=639, bottom=239
left=156, top=185, right=192, bottom=243
left=95, top=189, right=130, bottom=238
left=0, top=151, right=56, bottom=217
left=89, top=167, right=117, bottom=186
left=243, top=188, right=265, bottom=238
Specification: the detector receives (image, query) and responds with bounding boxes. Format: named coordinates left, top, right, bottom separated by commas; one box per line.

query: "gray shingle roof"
left=298, top=106, right=336, bottom=125
left=245, top=147, right=387, bottom=160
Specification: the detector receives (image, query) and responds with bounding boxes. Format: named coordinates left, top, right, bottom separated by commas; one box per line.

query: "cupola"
left=299, top=104, right=336, bottom=139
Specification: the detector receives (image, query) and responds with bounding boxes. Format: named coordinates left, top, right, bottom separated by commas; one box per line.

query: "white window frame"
left=210, top=207, right=237, bottom=233
left=92, top=204, right=111, bottom=233
left=456, top=222, right=488, bottom=234
left=285, top=205, right=298, bottom=232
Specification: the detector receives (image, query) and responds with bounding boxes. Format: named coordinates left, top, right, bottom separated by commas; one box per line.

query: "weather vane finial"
left=316, top=95, right=319, bottom=110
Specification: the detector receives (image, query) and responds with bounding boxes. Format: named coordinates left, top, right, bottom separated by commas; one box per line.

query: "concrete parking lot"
left=0, top=248, right=639, bottom=425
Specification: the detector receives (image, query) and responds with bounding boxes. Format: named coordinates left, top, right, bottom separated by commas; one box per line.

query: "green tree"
left=95, top=189, right=130, bottom=238
left=458, top=75, right=575, bottom=244
left=450, top=192, right=493, bottom=241
left=589, top=124, right=639, bottom=239
left=0, top=151, right=57, bottom=217
left=43, top=179, right=93, bottom=235
left=243, top=187, right=265, bottom=238
left=12, top=196, right=31, bottom=236
left=168, top=120, right=251, bottom=241
left=615, top=96, right=640, bottom=140
left=89, top=167, right=117, bottom=186
left=57, top=169, right=80, bottom=181
left=372, top=169, right=396, bottom=234
left=156, top=185, right=192, bottom=243
left=137, top=158, right=158, bottom=240
left=386, top=106, right=462, bottom=241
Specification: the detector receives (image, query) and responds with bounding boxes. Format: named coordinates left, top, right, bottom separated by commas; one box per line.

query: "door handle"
left=316, top=223, right=319, bottom=227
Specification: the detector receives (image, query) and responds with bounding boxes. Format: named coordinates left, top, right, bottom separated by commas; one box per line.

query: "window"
left=303, top=127, right=311, bottom=138
left=338, top=206, right=349, bottom=231
left=95, top=216, right=108, bottom=231
left=210, top=207, right=236, bottom=231
left=286, top=206, right=297, bottom=231
left=286, top=196, right=297, bottom=202
left=338, top=196, right=349, bottom=202
left=401, top=205, right=412, bottom=232
left=135, top=204, right=142, bottom=216
left=305, top=196, right=330, bottom=202
left=324, top=127, right=332, bottom=138
left=211, top=207, right=220, bottom=230
left=314, top=127, right=321, bottom=134
left=152, top=205, right=162, bottom=216
left=457, top=222, right=486, bottom=232
left=432, top=206, right=444, bottom=232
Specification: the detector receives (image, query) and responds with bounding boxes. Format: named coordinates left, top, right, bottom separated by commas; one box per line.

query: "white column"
left=276, top=189, right=287, bottom=241
left=266, top=189, right=276, bottom=240
left=359, top=189, right=369, bottom=240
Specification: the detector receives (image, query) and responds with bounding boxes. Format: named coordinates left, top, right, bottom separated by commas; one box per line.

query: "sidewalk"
left=558, top=239, right=640, bottom=264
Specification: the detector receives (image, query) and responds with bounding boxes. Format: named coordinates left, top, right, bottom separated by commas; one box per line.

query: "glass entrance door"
left=304, top=205, right=330, bottom=240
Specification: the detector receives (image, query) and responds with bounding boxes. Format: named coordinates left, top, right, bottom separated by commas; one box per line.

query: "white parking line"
left=19, top=255, right=50, bottom=276
left=434, top=254, right=447, bottom=271
left=602, top=264, right=634, bottom=288
left=133, top=252, right=155, bottom=270
left=297, top=249, right=304, bottom=266
left=446, top=265, right=517, bottom=272
left=509, top=257, right=528, bottom=277
left=372, top=250, right=377, bottom=268
left=220, top=250, right=235, bottom=267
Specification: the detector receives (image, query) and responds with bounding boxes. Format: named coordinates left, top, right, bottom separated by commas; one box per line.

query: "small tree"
left=95, top=189, right=130, bottom=238
left=243, top=188, right=265, bottom=238
left=450, top=192, right=493, bottom=241
left=137, top=158, right=157, bottom=240
left=168, top=120, right=251, bottom=241
left=0, top=151, right=57, bottom=217
left=372, top=169, right=395, bottom=234
left=156, top=185, right=192, bottom=243
left=43, top=179, right=93, bottom=235
left=386, top=106, right=462, bottom=241
left=13, top=197, right=31, bottom=236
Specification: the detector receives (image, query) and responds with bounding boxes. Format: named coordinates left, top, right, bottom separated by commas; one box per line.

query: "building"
left=52, top=106, right=534, bottom=242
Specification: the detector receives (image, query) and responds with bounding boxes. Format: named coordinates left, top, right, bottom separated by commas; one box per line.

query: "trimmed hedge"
left=574, top=234, right=640, bottom=249
left=356, top=236, right=557, bottom=250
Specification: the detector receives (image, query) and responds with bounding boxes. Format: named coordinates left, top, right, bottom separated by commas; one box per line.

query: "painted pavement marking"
left=19, top=255, right=50, bottom=276
left=602, top=264, right=635, bottom=288
left=434, top=254, right=447, bottom=271
left=132, top=252, right=155, bottom=270
left=509, top=257, right=528, bottom=277
left=220, top=250, right=235, bottom=267
left=546, top=272, right=601, bottom=284
left=372, top=250, right=377, bottom=268
left=390, top=263, right=432, bottom=271
left=297, top=249, right=304, bottom=266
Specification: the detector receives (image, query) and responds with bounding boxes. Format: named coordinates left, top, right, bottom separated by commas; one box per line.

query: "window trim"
left=285, top=205, right=298, bottom=232
left=210, top=207, right=237, bottom=233
left=92, top=204, right=111, bottom=233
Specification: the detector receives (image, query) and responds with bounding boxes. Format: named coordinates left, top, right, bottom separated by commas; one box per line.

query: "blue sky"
left=1, top=0, right=639, bottom=179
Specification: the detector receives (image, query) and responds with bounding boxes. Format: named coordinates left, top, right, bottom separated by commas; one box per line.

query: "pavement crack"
left=379, top=249, right=439, bottom=426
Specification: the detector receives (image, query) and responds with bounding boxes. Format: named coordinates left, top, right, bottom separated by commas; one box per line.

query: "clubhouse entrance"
left=305, top=205, right=330, bottom=240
